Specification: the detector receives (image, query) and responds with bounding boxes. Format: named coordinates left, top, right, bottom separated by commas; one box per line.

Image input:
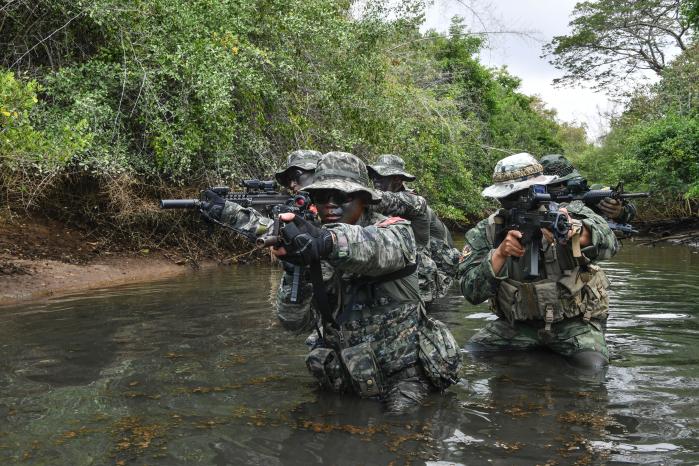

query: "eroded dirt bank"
left=0, top=217, right=223, bottom=306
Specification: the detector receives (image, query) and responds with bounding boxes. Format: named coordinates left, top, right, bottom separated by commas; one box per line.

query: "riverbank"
left=0, top=217, right=229, bottom=306
left=2, top=214, right=696, bottom=306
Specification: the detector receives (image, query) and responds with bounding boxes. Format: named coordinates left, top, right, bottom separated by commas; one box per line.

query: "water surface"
left=1, top=243, right=697, bottom=465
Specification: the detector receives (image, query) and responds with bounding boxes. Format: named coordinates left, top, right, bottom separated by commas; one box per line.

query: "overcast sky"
left=422, top=0, right=624, bottom=140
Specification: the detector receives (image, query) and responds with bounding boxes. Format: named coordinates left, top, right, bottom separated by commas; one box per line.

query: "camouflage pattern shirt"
left=373, top=190, right=440, bottom=303
left=457, top=201, right=619, bottom=305
left=277, top=210, right=423, bottom=377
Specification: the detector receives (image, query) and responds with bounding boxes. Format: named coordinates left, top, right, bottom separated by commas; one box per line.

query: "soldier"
left=458, top=153, right=619, bottom=370
left=274, top=149, right=323, bottom=193
left=540, top=154, right=637, bottom=225
left=202, top=152, right=461, bottom=411
left=367, top=154, right=460, bottom=302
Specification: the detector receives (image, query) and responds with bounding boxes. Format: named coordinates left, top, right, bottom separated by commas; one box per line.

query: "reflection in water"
left=0, top=244, right=697, bottom=464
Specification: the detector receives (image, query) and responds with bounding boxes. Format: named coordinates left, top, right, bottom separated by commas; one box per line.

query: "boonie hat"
left=367, top=154, right=416, bottom=181
left=539, top=154, right=582, bottom=183
left=482, top=153, right=559, bottom=199
left=302, top=151, right=381, bottom=203
left=274, top=149, right=322, bottom=185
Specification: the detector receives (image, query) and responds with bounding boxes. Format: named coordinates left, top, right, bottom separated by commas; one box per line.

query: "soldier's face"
left=285, top=169, right=315, bottom=193
left=312, top=189, right=368, bottom=225
left=372, top=175, right=404, bottom=192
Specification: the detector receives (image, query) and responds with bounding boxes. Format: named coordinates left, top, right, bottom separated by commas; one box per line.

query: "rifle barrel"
left=160, top=199, right=200, bottom=209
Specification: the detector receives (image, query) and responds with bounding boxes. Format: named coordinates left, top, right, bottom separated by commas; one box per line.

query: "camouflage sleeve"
left=219, top=201, right=274, bottom=242
left=326, top=220, right=416, bottom=276
left=457, top=219, right=507, bottom=305
left=375, top=191, right=427, bottom=219
left=566, top=201, right=620, bottom=261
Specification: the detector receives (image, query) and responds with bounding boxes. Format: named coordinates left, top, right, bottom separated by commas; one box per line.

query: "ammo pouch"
left=417, top=314, right=462, bottom=390
left=305, top=347, right=347, bottom=393
left=339, top=342, right=385, bottom=398
left=492, top=266, right=611, bottom=325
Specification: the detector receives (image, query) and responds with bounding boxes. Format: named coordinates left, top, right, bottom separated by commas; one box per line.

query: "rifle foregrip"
left=160, top=199, right=200, bottom=209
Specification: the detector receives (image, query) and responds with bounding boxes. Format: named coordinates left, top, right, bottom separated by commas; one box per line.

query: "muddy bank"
left=0, top=217, right=242, bottom=306
left=0, top=255, right=202, bottom=305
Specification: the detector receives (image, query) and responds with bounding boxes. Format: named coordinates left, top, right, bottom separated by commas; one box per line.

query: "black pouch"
left=339, top=342, right=385, bottom=398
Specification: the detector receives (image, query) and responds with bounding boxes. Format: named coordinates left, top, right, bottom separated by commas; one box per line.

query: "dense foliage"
left=1, top=0, right=582, bottom=228
left=563, top=2, right=699, bottom=216
left=544, top=0, right=692, bottom=91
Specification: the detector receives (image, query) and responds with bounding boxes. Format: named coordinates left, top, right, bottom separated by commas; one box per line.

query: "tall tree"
left=543, top=0, right=692, bottom=90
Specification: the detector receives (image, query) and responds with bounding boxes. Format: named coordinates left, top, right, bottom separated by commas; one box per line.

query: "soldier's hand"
left=494, top=230, right=525, bottom=258
left=598, top=197, right=623, bottom=219
left=272, top=213, right=333, bottom=265
left=200, top=189, right=226, bottom=221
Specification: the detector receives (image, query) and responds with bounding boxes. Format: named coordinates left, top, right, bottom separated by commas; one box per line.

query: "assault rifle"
left=549, top=181, right=649, bottom=237
left=160, top=180, right=314, bottom=303
left=494, top=186, right=571, bottom=280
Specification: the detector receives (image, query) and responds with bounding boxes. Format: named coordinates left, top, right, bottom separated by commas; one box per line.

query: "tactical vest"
left=484, top=213, right=610, bottom=324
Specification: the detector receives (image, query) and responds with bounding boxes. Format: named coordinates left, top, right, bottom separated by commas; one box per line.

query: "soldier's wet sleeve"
left=275, top=267, right=316, bottom=332
left=566, top=201, right=620, bottom=261
left=457, top=220, right=507, bottom=305
left=219, top=201, right=274, bottom=242
left=325, top=220, right=416, bottom=276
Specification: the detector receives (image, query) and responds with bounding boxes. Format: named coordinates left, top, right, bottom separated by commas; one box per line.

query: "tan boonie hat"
left=274, top=149, right=322, bottom=185
left=302, top=151, right=381, bottom=203
left=367, top=154, right=416, bottom=181
left=482, top=152, right=559, bottom=198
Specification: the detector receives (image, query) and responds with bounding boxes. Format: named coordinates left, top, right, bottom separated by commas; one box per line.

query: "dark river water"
left=1, top=243, right=698, bottom=465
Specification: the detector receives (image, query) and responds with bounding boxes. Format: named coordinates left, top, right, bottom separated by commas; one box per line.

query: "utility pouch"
left=305, top=347, right=347, bottom=393
left=339, top=342, right=385, bottom=398
left=418, top=314, right=462, bottom=390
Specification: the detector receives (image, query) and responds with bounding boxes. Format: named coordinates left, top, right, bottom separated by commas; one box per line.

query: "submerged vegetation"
left=0, top=0, right=696, bottom=248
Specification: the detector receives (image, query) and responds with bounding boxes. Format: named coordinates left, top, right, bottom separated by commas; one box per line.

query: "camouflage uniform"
left=428, top=208, right=461, bottom=298
left=368, top=154, right=449, bottom=303
left=222, top=152, right=461, bottom=411
left=540, top=154, right=637, bottom=224
left=458, top=153, right=619, bottom=363
left=274, top=149, right=323, bottom=187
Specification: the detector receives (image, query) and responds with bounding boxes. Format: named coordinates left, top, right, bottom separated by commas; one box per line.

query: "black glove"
left=200, top=189, right=226, bottom=221
left=279, top=215, right=333, bottom=265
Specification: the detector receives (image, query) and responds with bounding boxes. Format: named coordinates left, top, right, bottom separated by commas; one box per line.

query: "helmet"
left=367, top=154, right=416, bottom=181
left=539, top=154, right=582, bottom=183
left=481, top=152, right=558, bottom=199
left=274, top=149, right=323, bottom=185
left=302, top=151, right=381, bottom=203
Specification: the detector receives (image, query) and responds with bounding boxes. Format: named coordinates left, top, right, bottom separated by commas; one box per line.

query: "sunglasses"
left=311, top=190, right=356, bottom=205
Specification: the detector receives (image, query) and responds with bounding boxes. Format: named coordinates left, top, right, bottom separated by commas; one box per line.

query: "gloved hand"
left=597, top=197, right=623, bottom=219
left=200, top=189, right=226, bottom=221
left=278, top=214, right=333, bottom=265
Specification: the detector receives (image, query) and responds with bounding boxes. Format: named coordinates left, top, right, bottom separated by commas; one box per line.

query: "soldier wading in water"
left=458, top=153, right=619, bottom=370
left=201, top=151, right=461, bottom=411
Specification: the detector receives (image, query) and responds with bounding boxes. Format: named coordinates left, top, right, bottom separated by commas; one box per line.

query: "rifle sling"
left=309, top=262, right=337, bottom=328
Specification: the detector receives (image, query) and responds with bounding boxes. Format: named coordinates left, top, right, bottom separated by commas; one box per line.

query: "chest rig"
left=485, top=213, right=610, bottom=330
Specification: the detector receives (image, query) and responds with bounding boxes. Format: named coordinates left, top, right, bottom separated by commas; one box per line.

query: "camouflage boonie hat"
left=540, top=154, right=582, bottom=183
left=367, top=154, right=416, bottom=181
left=302, top=151, right=381, bottom=203
left=482, top=152, right=558, bottom=199
left=274, top=149, right=323, bottom=185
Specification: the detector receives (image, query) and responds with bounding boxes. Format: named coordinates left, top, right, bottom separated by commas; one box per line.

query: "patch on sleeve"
left=376, top=216, right=405, bottom=227
left=460, top=243, right=472, bottom=262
